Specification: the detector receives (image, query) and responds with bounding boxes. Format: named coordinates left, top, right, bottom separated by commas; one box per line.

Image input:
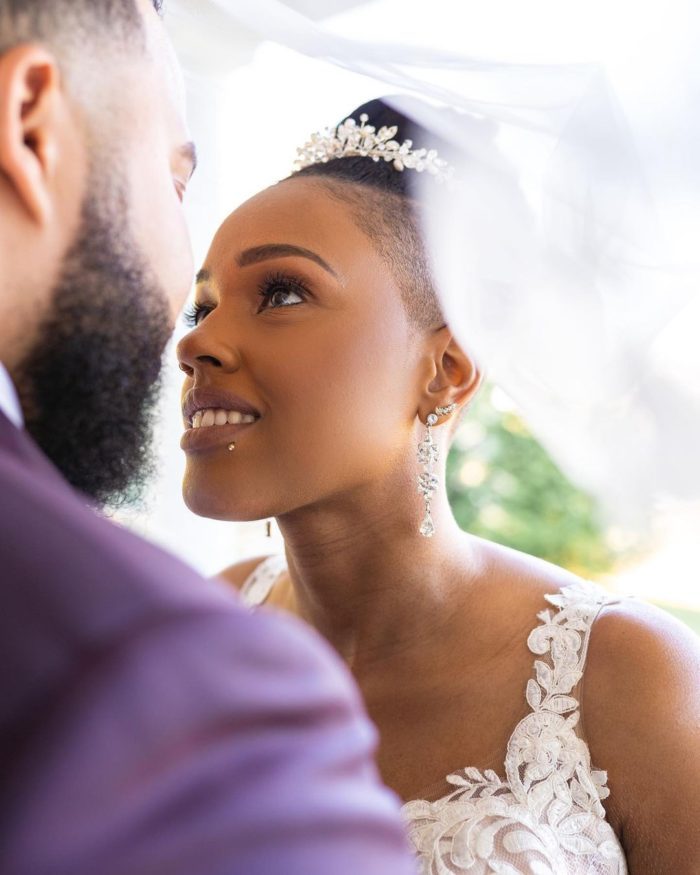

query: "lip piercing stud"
left=228, top=443, right=236, bottom=452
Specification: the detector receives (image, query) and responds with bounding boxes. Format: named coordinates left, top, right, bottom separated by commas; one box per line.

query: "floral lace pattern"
left=239, top=562, right=628, bottom=874
left=402, top=582, right=628, bottom=874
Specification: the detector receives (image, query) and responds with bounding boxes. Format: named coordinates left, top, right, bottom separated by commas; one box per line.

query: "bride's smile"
left=180, top=386, right=260, bottom=452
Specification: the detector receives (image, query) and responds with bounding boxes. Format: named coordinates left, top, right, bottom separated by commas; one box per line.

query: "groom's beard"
left=15, top=178, right=173, bottom=510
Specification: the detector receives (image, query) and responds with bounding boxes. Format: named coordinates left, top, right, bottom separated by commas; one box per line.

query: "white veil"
left=193, top=0, right=700, bottom=524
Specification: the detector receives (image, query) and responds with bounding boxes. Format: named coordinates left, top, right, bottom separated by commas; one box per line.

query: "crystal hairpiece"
left=294, top=113, right=454, bottom=183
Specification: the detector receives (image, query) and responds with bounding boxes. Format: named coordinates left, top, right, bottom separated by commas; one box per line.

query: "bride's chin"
left=181, top=485, right=264, bottom=522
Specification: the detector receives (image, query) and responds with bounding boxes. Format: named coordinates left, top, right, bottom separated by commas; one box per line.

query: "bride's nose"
left=177, top=319, right=242, bottom=376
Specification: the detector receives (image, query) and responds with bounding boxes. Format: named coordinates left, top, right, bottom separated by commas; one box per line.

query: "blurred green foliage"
left=446, top=385, right=700, bottom=636
left=446, top=385, right=620, bottom=576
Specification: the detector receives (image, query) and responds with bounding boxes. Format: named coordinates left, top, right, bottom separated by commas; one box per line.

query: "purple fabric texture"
left=0, top=412, right=413, bottom=875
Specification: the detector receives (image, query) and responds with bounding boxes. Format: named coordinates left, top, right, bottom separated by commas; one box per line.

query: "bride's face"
left=177, top=177, right=428, bottom=521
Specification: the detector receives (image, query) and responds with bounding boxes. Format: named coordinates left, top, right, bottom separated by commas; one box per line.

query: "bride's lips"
left=181, top=387, right=261, bottom=453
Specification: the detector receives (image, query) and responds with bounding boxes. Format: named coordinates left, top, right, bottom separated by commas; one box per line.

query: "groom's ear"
left=420, top=324, right=482, bottom=417
left=0, top=44, right=78, bottom=226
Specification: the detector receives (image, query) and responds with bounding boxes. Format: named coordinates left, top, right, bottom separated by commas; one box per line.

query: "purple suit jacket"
left=0, top=411, right=413, bottom=875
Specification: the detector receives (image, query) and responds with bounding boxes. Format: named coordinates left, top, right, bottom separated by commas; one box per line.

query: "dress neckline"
left=240, top=557, right=617, bottom=820
left=240, top=557, right=627, bottom=871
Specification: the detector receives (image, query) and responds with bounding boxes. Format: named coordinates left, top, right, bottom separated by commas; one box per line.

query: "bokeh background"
left=116, top=0, right=700, bottom=637
left=444, top=388, right=700, bottom=635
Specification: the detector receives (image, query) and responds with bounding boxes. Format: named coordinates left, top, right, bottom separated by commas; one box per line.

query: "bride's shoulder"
left=582, top=595, right=700, bottom=867
left=471, top=536, right=700, bottom=721
left=470, top=535, right=700, bottom=866
left=467, top=533, right=584, bottom=605
left=583, top=594, right=700, bottom=743
left=583, top=591, right=700, bottom=730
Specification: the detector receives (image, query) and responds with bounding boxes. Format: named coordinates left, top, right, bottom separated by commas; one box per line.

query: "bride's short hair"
left=290, top=98, right=448, bottom=331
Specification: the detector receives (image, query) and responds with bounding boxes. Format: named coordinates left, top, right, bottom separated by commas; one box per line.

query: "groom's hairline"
left=0, top=1, right=166, bottom=58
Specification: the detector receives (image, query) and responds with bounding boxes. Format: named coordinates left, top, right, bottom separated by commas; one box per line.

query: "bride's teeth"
left=201, top=409, right=216, bottom=428
left=189, top=407, right=258, bottom=429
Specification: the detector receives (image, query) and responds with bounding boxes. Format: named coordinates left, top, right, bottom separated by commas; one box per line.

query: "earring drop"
left=417, top=403, right=457, bottom=537
left=228, top=443, right=236, bottom=452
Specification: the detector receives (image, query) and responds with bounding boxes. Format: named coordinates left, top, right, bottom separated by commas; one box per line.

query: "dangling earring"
left=417, top=403, right=457, bottom=537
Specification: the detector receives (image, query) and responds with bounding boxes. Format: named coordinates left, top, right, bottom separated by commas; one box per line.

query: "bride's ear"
left=420, top=325, right=481, bottom=419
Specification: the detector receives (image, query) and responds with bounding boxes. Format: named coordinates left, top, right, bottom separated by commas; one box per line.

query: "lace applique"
left=240, top=554, right=287, bottom=607
left=402, top=581, right=628, bottom=874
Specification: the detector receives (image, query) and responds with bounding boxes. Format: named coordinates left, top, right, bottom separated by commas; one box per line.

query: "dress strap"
left=240, top=554, right=288, bottom=607
left=505, top=580, right=621, bottom=818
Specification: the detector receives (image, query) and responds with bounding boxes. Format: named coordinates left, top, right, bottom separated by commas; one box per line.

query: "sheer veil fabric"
left=199, top=0, right=700, bottom=524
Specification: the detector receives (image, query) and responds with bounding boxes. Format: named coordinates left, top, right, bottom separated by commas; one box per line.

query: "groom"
left=0, top=2, right=413, bottom=874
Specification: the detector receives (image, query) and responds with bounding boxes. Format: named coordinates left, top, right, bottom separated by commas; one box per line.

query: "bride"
left=176, top=98, right=700, bottom=874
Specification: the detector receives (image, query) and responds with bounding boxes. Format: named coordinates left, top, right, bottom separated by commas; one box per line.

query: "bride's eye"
left=182, top=301, right=214, bottom=328
left=257, top=272, right=309, bottom=313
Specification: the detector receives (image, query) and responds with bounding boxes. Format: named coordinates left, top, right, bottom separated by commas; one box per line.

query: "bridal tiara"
left=294, top=113, right=454, bottom=183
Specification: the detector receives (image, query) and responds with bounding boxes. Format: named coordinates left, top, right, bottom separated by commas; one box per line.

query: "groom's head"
left=0, top=0, right=196, bottom=507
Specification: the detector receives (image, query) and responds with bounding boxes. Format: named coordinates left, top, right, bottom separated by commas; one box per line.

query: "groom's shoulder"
left=0, top=451, right=406, bottom=875
left=0, top=441, right=252, bottom=708
left=0, top=443, right=229, bottom=618
left=0, top=441, right=360, bottom=738
left=0, top=438, right=351, bottom=661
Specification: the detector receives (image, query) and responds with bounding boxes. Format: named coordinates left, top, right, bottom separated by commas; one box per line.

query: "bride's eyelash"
left=182, top=301, right=213, bottom=328
left=257, top=271, right=310, bottom=310
left=182, top=272, right=310, bottom=327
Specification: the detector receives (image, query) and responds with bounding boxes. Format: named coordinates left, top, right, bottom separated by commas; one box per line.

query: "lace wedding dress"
left=240, top=556, right=628, bottom=874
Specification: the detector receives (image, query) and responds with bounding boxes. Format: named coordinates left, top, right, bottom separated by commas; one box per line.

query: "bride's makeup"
left=183, top=270, right=313, bottom=328
left=182, top=300, right=212, bottom=328
left=256, top=271, right=311, bottom=313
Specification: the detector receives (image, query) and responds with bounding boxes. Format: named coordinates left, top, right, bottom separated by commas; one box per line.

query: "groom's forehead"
left=142, top=3, right=188, bottom=122
left=132, top=5, right=192, bottom=161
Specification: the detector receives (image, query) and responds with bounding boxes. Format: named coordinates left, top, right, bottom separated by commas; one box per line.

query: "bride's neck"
left=276, top=476, right=476, bottom=670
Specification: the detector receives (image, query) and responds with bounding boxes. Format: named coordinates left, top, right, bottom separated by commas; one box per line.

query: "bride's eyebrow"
left=236, top=244, right=339, bottom=279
